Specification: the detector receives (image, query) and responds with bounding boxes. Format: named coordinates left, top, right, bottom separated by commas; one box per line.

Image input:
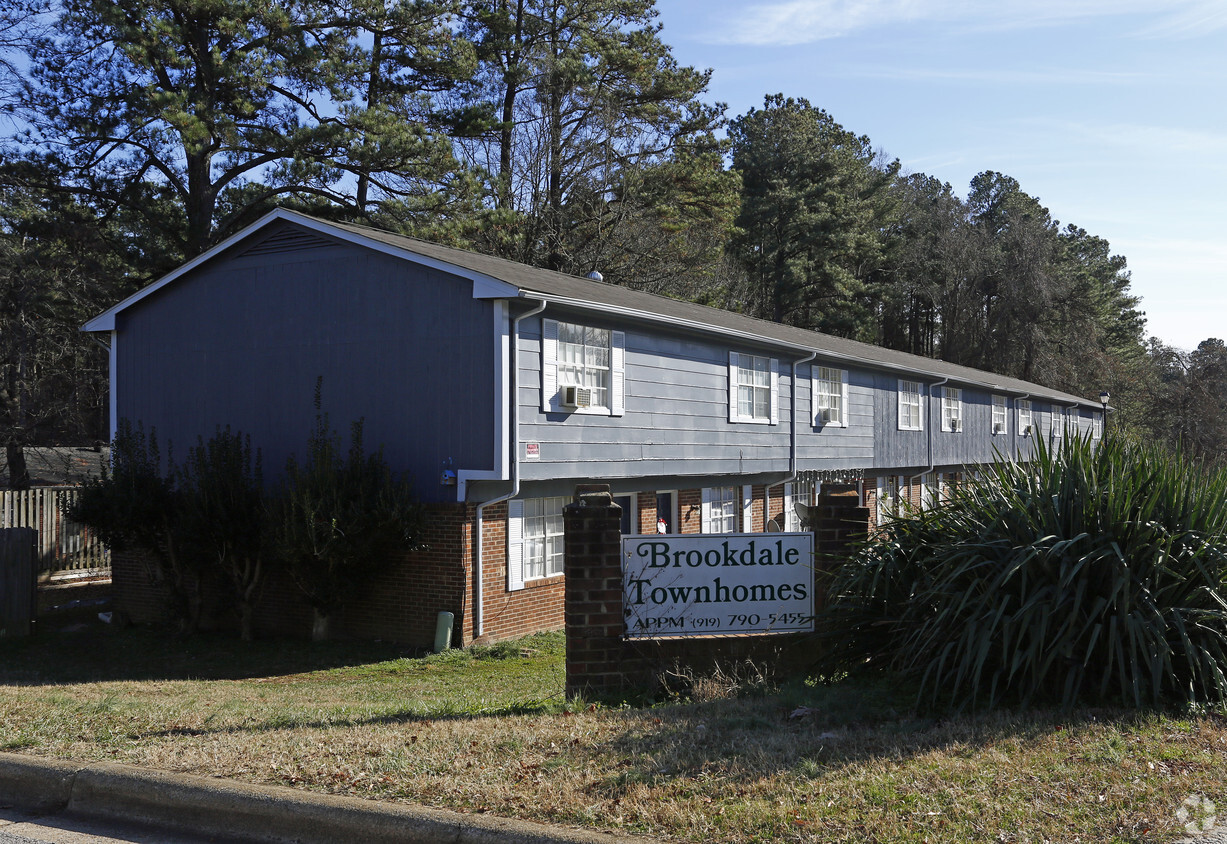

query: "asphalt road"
left=0, top=808, right=248, bottom=844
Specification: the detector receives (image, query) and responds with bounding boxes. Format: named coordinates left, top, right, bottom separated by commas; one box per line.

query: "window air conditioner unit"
left=1022, top=424, right=1032, bottom=437
left=561, top=385, right=592, bottom=408
left=949, top=418, right=961, bottom=432
left=819, top=408, right=835, bottom=424
left=993, top=422, right=1003, bottom=434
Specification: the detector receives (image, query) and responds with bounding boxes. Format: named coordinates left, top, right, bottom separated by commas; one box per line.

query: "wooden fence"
left=0, top=487, right=109, bottom=578
left=0, top=527, right=37, bottom=636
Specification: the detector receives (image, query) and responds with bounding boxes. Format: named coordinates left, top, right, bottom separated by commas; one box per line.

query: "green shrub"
left=67, top=422, right=205, bottom=632
left=272, top=393, right=423, bottom=640
left=817, top=433, right=1227, bottom=710
left=176, top=427, right=268, bottom=641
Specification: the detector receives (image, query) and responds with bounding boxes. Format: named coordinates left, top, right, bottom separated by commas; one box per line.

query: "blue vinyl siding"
left=517, top=312, right=794, bottom=482
left=115, top=237, right=497, bottom=503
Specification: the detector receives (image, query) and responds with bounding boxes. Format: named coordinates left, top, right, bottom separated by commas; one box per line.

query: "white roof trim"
left=81, top=208, right=516, bottom=332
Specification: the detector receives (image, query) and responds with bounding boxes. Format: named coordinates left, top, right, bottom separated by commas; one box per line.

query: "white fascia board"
left=82, top=208, right=519, bottom=332
left=521, top=291, right=1101, bottom=410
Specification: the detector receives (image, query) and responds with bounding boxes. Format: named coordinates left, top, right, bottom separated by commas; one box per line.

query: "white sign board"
left=621, top=533, right=815, bottom=638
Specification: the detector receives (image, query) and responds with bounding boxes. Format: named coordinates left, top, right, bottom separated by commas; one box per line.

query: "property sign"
left=621, top=533, right=814, bottom=638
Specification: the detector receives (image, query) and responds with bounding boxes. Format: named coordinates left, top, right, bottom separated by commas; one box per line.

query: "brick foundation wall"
left=636, top=492, right=656, bottom=533
left=678, top=489, right=701, bottom=533
left=749, top=485, right=765, bottom=532
left=110, top=548, right=175, bottom=627
left=111, top=502, right=472, bottom=647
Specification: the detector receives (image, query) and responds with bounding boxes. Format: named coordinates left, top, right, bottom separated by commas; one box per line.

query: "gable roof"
left=84, top=207, right=1103, bottom=409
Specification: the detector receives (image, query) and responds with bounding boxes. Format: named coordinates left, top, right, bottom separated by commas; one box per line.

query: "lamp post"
left=1099, top=390, right=1110, bottom=434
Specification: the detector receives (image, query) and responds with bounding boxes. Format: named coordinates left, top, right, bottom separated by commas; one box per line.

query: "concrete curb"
left=0, top=753, right=663, bottom=844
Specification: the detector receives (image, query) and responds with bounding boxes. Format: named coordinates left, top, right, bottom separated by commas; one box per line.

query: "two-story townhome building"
left=84, top=209, right=1105, bottom=646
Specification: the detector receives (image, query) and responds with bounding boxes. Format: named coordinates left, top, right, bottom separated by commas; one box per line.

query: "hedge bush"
left=817, top=433, right=1227, bottom=710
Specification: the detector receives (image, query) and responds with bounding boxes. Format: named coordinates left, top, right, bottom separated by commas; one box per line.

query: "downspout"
left=472, top=297, right=546, bottom=640
left=912, top=377, right=949, bottom=509
left=766, top=351, right=817, bottom=523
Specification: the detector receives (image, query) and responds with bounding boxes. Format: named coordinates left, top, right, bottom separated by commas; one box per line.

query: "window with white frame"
left=523, top=496, right=566, bottom=580
left=941, top=386, right=962, bottom=432
left=506, top=496, right=566, bottom=591
left=729, top=352, right=778, bottom=424
left=541, top=319, right=625, bottom=416
left=558, top=322, right=610, bottom=408
left=813, top=366, right=847, bottom=427
left=702, top=486, right=738, bottom=533
left=898, top=380, right=922, bottom=431
left=1051, top=406, right=1064, bottom=438
left=1092, top=411, right=1103, bottom=439
left=992, top=395, right=1007, bottom=435
left=1017, top=399, right=1033, bottom=436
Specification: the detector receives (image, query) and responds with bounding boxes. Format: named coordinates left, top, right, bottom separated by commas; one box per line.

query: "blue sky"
left=653, top=0, right=1227, bottom=351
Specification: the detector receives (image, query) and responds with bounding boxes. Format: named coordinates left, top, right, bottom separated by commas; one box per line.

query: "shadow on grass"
left=0, top=623, right=428, bottom=685
left=576, top=671, right=1178, bottom=802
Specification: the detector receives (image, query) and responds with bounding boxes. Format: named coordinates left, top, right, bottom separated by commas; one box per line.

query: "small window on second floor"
left=992, top=395, right=1007, bottom=435
left=729, top=352, right=778, bottom=425
left=558, top=323, right=611, bottom=409
left=1018, top=399, right=1033, bottom=435
left=898, top=380, right=922, bottom=431
left=541, top=319, right=625, bottom=416
left=941, top=386, right=962, bottom=432
left=813, top=366, right=848, bottom=427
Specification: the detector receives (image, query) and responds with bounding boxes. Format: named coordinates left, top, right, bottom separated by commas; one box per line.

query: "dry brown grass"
left=2, top=628, right=1225, bottom=843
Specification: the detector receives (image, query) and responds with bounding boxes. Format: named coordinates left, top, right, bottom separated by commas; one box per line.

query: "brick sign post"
left=563, top=483, right=872, bottom=699
left=563, top=485, right=629, bottom=698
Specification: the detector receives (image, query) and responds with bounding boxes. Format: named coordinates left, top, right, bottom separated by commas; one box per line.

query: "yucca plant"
left=817, top=433, right=1227, bottom=710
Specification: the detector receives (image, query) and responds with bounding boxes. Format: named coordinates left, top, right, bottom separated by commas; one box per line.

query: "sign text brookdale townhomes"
left=621, top=533, right=815, bottom=638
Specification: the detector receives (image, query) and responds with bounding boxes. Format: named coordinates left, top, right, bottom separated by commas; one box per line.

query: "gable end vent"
left=240, top=228, right=336, bottom=257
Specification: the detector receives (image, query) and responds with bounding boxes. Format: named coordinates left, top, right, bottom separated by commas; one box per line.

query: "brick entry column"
left=811, top=489, right=871, bottom=608
left=563, top=484, right=634, bottom=699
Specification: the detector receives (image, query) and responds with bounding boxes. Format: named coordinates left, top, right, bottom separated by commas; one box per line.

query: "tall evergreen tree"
left=730, top=94, right=898, bottom=337
left=19, top=0, right=474, bottom=259
left=457, top=0, right=721, bottom=273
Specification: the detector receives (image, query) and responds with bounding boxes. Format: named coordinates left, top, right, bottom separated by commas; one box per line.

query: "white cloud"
left=704, top=0, right=1225, bottom=47
left=1051, top=120, right=1227, bottom=159
left=831, top=64, right=1146, bottom=86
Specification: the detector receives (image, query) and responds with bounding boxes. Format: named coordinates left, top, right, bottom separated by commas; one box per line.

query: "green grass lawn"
left=1, top=625, right=1222, bottom=843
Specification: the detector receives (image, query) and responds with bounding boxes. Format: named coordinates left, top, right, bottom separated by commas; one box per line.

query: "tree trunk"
left=355, top=30, right=383, bottom=215
left=5, top=440, right=29, bottom=490
left=496, top=0, right=525, bottom=209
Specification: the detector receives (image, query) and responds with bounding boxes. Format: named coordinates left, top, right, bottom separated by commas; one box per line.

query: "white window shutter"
left=742, top=484, right=753, bottom=532
left=811, top=366, right=819, bottom=426
left=840, top=370, right=849, bottom=426
left=610, top=331, right=625, bottom=416
left=769, top=358, right=780, bottom=425
left=727, top=352, right=739, bottom=422
left=507, top=499, right=525, bottom=592
left=541, top=319, right=559, bottom=413
left=701, top=487, right=713, bottom=533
